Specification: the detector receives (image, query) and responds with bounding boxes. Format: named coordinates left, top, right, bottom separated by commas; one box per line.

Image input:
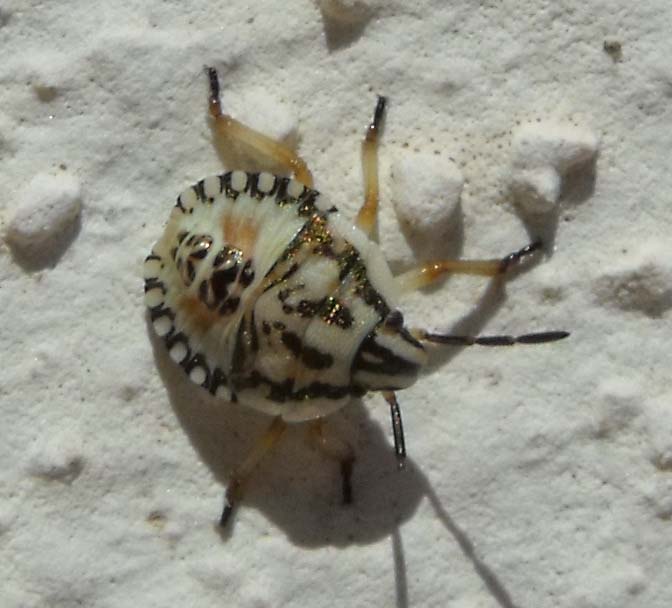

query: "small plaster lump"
left=381, top=151, right=463, bottom=266
left=5, top=172, right=81, bottom=266
left=315, top=0, right=373, bottom=25
left=391, top=151, right=463, bottom=233
left=594, top=240, right=672, bottom=317
left=510, top=121, right=598, bottom=213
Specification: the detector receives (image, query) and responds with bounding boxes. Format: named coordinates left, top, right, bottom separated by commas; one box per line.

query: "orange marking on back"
left=221, top=215, right=259, bottom=258
left=178, top=295, right=223, bottom=333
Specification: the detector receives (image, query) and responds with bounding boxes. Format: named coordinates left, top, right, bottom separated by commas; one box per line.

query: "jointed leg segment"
left=395, top=241, right=544, bottom=292
left=220, top=416, right=287, bottom=527
left=382, top=391, right=406, bottom=469
left=356, top=96, right=387, bottom=235
left=207, top=67, right=314, bottom=187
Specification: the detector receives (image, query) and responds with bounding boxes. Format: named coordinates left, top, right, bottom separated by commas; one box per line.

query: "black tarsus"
left=384, top=392, right=407, bottom=469
left=499, top=240, right=543, bottom=273
left=366, top=95, right=387, bottom=142
left=219, top=499, right=234, bottom=527
left=373, top=96, right=387, bottom=129
left=206, top=66, right=220, bottom=102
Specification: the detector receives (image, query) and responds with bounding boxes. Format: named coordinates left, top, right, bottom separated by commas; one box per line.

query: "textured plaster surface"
left=2, top=1, right=671, bottom=607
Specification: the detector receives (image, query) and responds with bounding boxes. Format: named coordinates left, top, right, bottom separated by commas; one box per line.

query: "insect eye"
left=385, top=310, right=404, bottom=329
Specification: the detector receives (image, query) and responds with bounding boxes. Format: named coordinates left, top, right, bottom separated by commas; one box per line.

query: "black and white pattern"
left=145, top=170, right=427, bottom=421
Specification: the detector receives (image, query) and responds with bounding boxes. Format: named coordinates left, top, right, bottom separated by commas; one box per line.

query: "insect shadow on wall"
left=143, top=67, right=569, bottom=527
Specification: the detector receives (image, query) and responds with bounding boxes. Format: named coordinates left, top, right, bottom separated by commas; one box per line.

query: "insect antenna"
left=418, top=330, right=570, bottom=346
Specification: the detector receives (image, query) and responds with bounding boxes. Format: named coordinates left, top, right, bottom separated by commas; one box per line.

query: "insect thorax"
left=145, top=171, right=427, bottom=421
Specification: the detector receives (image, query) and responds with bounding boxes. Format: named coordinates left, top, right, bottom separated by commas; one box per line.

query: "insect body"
left=144, top=170, right=426, bottom=421
left=145, top=68, right=568, bottom=525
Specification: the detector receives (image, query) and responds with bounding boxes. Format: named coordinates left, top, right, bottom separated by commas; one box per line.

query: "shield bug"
left=144, top=67, right=568, bottom=526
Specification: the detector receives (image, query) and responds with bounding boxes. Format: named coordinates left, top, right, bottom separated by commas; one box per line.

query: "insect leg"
left=382, top=391, right=406, bottom=469
left=395, top=241, right=543, bottom=292
left=307, top=420, right=355, bottom=504
left=206, top=67, right=314, bottom=187
left=355, top=96, right=387, bottom=235
left=220, top=416, right=287, bottom=527
left=416, top=330, right=570, bottom=346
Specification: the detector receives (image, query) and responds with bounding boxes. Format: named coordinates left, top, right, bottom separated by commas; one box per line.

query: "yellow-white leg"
left=220, top=416, right=287, bottom=527
left=395, top=241, right=544, bottom=293
left=307, top=419, right=355, bottom=504
left=207, top=67, right=314, bottom=187
left=355, top=96, right=387, bottom=235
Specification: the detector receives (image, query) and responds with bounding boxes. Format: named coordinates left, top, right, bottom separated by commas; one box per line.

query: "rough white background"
left=2, top=1, right=671, bottom=607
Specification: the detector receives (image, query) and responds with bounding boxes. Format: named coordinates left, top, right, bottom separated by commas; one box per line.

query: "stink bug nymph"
left=144, top=67, right=568, bottom=526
